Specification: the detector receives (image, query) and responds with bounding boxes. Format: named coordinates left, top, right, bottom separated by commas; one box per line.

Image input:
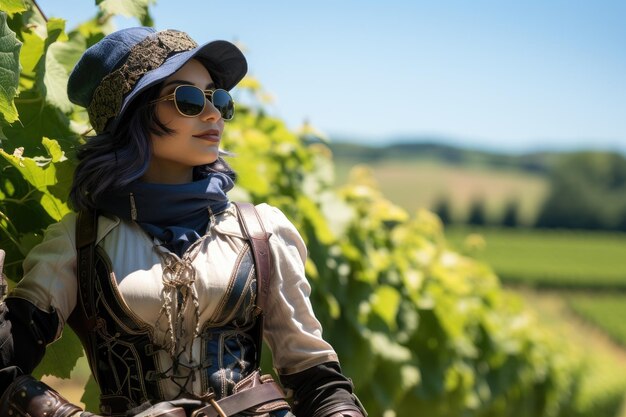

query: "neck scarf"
left=95, top=172, right=234, bottom=255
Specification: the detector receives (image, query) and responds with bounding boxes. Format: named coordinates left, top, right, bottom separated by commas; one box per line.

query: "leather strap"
left=75, top=208, right=99, bottom=331
left=232, top=202, right=271, bottom=313
left=190, top=381, right=285, bottom=417
left=0, top=375, right=83, bottom=417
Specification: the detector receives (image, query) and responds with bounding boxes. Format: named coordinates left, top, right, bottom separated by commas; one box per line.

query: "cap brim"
left=110, top=39, right=247, bottom=132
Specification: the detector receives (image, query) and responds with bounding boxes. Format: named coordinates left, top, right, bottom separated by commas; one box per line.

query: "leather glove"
left=0, top=375, right=83, bottom=417
left=280, top=362, right=367, bottom=417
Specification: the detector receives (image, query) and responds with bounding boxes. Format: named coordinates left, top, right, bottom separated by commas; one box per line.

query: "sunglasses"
left=150, top=85, right=235, bottom=120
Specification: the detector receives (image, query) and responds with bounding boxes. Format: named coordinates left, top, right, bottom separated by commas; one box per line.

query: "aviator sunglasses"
left=150, top=85, right=235, bottom=120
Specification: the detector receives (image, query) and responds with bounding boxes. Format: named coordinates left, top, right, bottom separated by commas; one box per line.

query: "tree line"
left=434, top=151, right=626, bottom=231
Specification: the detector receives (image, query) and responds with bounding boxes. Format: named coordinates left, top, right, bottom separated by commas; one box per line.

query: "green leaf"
left=18, top=30, right=44, bottom=86
left=32, top=327, right=84, bottom=378
left=0, top=0, right=27, bottom=14
left=98, top=0, right=150, bottom=20
left=368, top=331, right=412, bottom=362
left=0, top=11, right=22, bottom=124
left=81, top=375, right=101, bottom=413
left=4, top=91, right=78, bottom=153
left=141, top=14, right=154, bottom=28
left=32, top=18, right=73, bottom=112
left=43, top=44, right=73, bottom=112
left=0, top=147, right=71, bottom=220
left=44, top=18, right=68, bottom=46
left=16, top=4, right=48, bottom=39
left=370, top=285, right=401, bottom=331
left=74, top=17, right=111, bottom=47
left=297, top=196, right=335, bottom=245
left=325, top=293, right=341, bottom=319
left=1, top=148, right=56, bottom=187
left=42, top=137, right=67, bottom=163
left=48, top=32, right=86, bottom=74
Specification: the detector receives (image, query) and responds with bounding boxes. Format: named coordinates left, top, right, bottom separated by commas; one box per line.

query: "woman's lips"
left=193, top=129, right=220, bottom=142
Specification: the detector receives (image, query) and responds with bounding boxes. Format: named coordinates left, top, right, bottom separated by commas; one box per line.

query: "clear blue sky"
left=38, top=0, right=626, bottom=153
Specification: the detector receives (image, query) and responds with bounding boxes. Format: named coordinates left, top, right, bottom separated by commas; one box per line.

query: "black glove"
left=280, top=362, right=367, bottom=417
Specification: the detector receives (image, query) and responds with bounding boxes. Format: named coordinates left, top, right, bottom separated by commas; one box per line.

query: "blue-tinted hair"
left=69, top=77, right=236, bottom=211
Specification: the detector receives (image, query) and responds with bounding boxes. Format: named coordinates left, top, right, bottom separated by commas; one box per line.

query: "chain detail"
left=152, top=207, right=218, bottom=397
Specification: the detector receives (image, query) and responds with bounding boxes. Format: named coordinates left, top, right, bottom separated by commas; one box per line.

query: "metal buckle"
left=191, top=392, right=227, bottom=417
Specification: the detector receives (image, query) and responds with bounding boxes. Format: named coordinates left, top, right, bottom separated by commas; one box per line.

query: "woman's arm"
left=257, top=205, right=366, bottom=417
left=0, top=227, right=190, bottom=417
left=0, top=217, right=79, bottom=392
left=0, top=220, right=86, bottom=416
left=0, top=298, right=59, bottom=391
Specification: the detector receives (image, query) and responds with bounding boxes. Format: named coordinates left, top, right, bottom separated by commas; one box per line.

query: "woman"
left=0, top=27, right=366, bottom=417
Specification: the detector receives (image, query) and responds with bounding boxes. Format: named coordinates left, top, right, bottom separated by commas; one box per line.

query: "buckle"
left=190, top=392, right=227, bottom=417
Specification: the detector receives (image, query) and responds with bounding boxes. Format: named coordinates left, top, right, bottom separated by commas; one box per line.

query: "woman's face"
left=143, top=59, right=224, bottom=184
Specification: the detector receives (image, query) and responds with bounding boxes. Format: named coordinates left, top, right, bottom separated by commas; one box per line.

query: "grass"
left=568, top=294, right=626, bottom=347
left=446, top=226, right=626, bottom=288
left=333, top=158, right=549, bottom=225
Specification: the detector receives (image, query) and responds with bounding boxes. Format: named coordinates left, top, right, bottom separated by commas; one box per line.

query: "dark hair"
left=69, top=72, right=236, bottom=211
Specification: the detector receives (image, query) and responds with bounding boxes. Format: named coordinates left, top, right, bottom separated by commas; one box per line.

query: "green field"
left=334, top=158, right=548, bottom=225
left=567, top=295, right=626, bottom=347
left=445, top=226, right=626, bottom=288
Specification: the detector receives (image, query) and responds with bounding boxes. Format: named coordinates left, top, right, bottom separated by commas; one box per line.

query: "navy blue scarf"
left=95, top=173, right=234, bottom=255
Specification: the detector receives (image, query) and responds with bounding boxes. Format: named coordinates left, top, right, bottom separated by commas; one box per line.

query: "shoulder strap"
left=232, top=202, right=272, bottom=313
left=73, top=208, right=99, bottom=331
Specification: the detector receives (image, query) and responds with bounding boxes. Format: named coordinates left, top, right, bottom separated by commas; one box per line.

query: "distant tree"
left=535, top=152, right=626, bottom=230
left=467, top=197, right=487, bottom=226
left=501, top=199, right=520, bottom=228
left=432, top=195, right=452, bottom=225
left=616, top=206, right=626, bottom=232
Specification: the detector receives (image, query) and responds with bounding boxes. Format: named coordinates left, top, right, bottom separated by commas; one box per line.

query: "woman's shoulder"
left=52, top=211, right=121, bottom=246
left=253, top=203, right=295, bottom=231
left=214, top=202, right=299, bottom=239
left=212, top=202, right=307, bottom=264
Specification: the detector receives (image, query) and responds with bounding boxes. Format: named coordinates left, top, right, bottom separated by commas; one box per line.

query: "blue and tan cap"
left=67, top=27, right=247, bottom=134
